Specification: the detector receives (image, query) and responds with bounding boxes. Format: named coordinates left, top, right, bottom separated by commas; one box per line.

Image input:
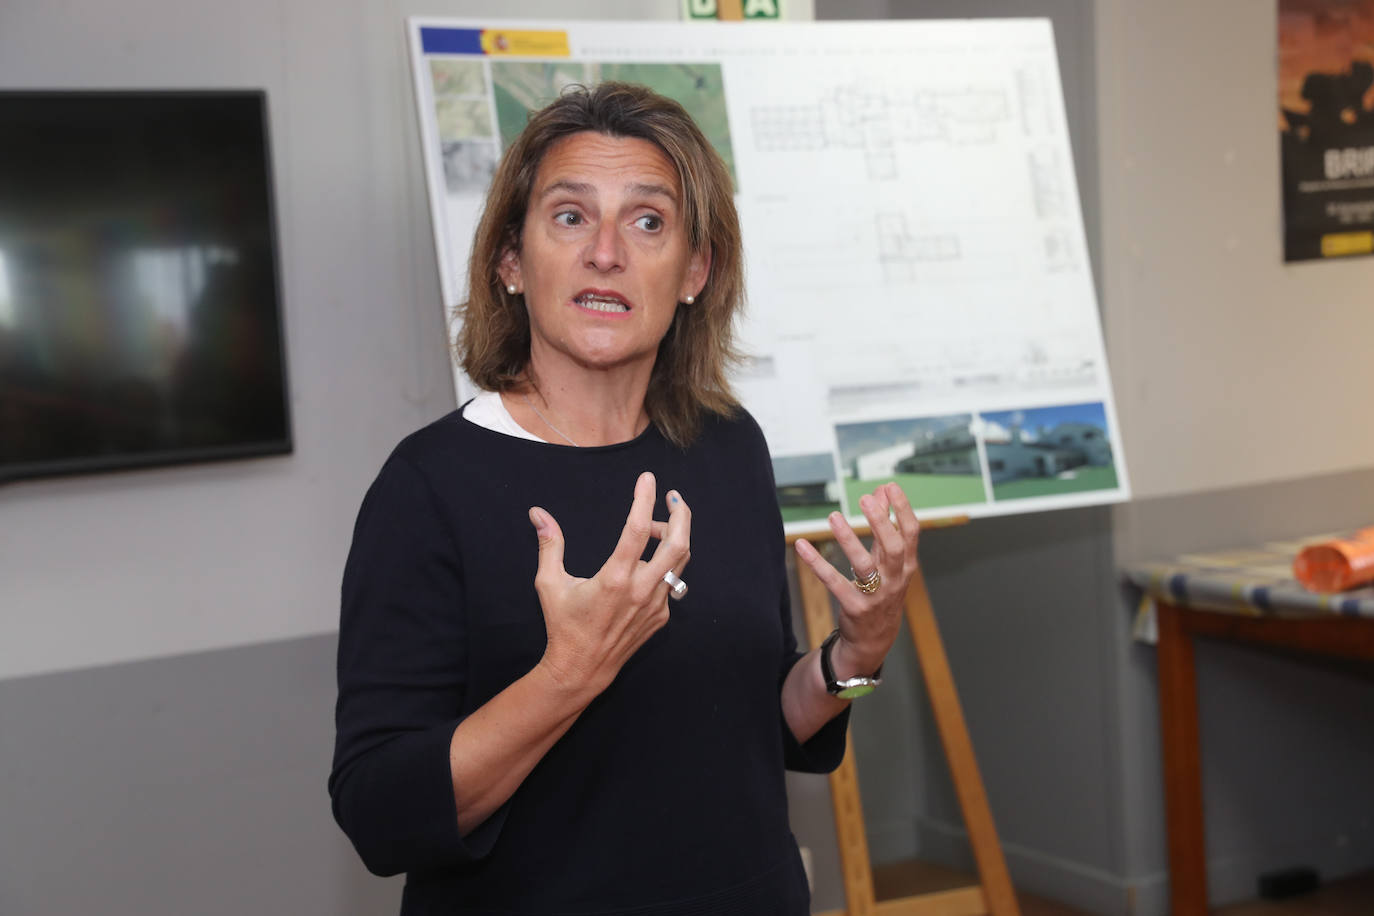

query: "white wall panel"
left=1095, top=0, right=1374, bottom=500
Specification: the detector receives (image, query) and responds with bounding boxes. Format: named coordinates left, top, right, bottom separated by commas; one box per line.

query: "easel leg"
left=799, top=556, right=879, bottom=916
left=797, top=552, right=1020, bottom=916
left=1156, top=603, right=1207, bottom=916
left=904, top=567, right=1022, bottom=916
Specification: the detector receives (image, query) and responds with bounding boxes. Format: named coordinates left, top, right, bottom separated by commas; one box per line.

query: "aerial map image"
left=490, top=60, right=737, bottom=185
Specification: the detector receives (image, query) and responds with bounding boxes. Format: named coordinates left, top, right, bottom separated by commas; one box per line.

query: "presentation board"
left=407, top=18, right=1130, bottom=530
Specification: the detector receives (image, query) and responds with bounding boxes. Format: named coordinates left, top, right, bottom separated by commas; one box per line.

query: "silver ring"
left=663, top=570, right=688, bottom=600
left=853, top=568, right=881, bottom=595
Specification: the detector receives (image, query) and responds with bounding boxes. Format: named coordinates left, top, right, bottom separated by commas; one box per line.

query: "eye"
left=554, top=211, right=582, bottom=227
left=635, top=214, right=663, bottom=232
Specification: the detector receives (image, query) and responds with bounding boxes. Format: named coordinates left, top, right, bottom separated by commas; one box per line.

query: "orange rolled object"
left=1293, top=527, right=1374, bottom=593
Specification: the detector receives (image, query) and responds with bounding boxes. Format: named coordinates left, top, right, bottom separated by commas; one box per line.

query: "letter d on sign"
left=684, top=0, right=718, bottom=19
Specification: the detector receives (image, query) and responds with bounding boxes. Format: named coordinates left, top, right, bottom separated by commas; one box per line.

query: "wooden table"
left=1125, top=536, right=1374, bottom=916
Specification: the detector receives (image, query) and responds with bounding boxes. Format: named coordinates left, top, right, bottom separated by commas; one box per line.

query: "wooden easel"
left=788, top=517, right=1022, bottom=916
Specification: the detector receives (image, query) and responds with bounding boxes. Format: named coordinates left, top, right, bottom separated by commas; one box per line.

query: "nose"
left=585, top=219, right=625, bottom=273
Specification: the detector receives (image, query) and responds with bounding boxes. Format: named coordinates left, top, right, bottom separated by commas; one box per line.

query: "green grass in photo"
left=779, top=502, right=842, bottom=524
left=992, top=465, right=1119, bottom=501
left=845, top=473, right=986, bottom=513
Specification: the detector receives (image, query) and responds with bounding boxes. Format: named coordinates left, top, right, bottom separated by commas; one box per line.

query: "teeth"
left=577, top=295, right=629, bottom=313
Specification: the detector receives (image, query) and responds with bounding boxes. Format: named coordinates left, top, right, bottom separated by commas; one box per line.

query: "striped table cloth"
left=1125, top=532, right=1374, bottom=643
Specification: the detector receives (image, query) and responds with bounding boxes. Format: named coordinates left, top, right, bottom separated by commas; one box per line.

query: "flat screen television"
left=0, top=90, right=292, bottom=483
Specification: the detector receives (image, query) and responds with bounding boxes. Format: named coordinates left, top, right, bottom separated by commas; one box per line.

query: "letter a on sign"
left=744, top=0, right=781, bottom=18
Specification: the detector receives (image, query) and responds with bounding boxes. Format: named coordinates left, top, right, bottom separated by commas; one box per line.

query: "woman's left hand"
left=793, top=482, right=920, bottom=677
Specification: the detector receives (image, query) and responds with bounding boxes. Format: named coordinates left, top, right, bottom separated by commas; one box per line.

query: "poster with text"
left=407, top=19, right=1130, bottom=530
left=1280, top=0, right=1374, bottom=261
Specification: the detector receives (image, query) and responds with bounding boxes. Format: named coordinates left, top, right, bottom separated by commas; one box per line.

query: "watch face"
left=835, top=681, right=877, bottom=700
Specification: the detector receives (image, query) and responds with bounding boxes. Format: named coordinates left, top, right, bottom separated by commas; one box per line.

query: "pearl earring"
left=507, top=284, right=518, bottom=294
left=684, top=295, right=695, bottom=305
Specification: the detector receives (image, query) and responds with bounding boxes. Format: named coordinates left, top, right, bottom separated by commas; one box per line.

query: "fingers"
left=794, top=536, right=860, bottom=598
left=833, top=484, right=920, bottom=570
left=532, top=476, right=690, bottom=695
left=884, top=482, right=921, bottom=566
left=645, top=488, right=692, bottom=581
left=648, top=520, right=692, bottom=576
left=605, top=471, right=658, bottom=574
left=528, top=506, right=567, bottom=590
left=827, top=509, right=874, bottom=579
left=860, top=485, right=904, bottom=566
left=806, top=483, right=922, bottom=602
left=599, top=474, right=691, bottom=604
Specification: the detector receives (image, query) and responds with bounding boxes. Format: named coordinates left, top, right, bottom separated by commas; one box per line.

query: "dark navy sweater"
left=330, top=406, right=848, bottom=915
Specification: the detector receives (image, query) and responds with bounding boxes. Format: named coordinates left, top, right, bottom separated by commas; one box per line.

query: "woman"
left=330, top=82, right=921, bottom=915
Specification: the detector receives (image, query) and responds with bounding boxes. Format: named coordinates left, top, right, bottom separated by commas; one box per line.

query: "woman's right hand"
left=528, top=471, right=691, bottom=698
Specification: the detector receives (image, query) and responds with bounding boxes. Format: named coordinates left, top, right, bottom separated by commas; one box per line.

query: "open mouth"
left=573, top=291, right=631, bottom=313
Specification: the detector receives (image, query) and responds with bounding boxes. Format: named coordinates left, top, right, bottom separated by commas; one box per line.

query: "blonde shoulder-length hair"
left=457, top=81, right=744, bottom=448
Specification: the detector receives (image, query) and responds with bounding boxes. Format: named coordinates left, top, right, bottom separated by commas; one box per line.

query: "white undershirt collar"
left=463, top=390, right=548, bottom=443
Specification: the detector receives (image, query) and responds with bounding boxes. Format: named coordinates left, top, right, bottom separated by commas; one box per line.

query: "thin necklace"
left=521, top=393, right=580, bottom=447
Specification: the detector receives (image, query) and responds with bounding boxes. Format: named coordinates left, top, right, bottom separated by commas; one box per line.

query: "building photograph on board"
left=834, top=414, right=989, bottom=515
left=771, top=452, right=843, bottom=524
left=979, top=401, right=1118, bottom=501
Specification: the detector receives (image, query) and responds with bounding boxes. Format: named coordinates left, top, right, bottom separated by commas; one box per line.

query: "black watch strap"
left=819, top=628, right=883, bottom=699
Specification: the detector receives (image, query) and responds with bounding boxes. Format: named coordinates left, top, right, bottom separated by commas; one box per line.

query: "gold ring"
left=853, top=568, right=881, bottom=594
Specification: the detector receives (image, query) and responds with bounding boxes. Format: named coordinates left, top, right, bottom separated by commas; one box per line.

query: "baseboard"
left=916, top=816, right=1136, bottom=915
left=1204, top=831, right=1374, bottom=908
left=915, top=816, right=1374, bottom=916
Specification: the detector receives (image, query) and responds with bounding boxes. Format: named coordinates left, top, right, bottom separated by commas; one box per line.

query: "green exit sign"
left=683, top=0, right=782, bottom=20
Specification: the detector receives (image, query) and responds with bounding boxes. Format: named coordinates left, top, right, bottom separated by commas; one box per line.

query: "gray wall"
left=0, top=636, right=402, bottom=914
left=4, top=1, right=1374, bottom=915
left=815, top=3, right=1374, bottom=916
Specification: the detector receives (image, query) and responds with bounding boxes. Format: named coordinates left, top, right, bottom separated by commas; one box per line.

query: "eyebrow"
left=537, top=179, right=594, bottom=200
left=628, top=182, right=678, bottom=203
left=536, top=179, right=679, bottom=204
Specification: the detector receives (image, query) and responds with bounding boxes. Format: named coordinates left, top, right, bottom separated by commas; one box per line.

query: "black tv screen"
left=0, top=90, right=291, bottom=483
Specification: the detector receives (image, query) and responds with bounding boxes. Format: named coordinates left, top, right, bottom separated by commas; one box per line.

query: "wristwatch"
left=820, top=628, right=883, bottom=699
